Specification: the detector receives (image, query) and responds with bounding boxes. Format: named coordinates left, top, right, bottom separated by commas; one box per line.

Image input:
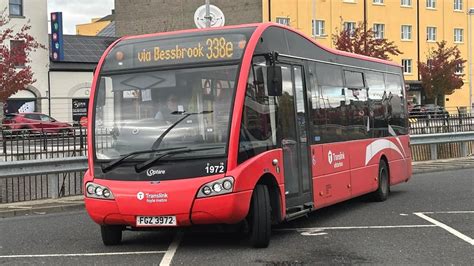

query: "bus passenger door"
left=278, top=63, right=313, bottom=212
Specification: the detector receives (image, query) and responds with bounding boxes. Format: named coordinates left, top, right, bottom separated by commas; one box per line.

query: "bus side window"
left=315, top=63, right=345, bottom=143
left=366, top=72, right=387, bottom=137
left=343, top=70, right=369, bottom=140
left=238, top=64, right=278, bottom=164
left=385, top=74, right=407, bottom=135
left=308, top=62, right=324, bottom=144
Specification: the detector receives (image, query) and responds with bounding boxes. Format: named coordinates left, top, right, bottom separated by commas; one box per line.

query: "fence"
left=1, top=125, right=88, bottom=162
left=1, top=120, right=473, bottom=203
left=0, top=157, right=87, bottom=203
left=410, top=132, right=474, bottom=161
left=409, top=113, right=474, bottom=135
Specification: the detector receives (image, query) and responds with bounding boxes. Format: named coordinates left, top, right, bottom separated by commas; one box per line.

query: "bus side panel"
left=399, top=134, right=412, bottom=182
left=229, top=150, right=284, bottom=191
left=388, top=158, right=408, bottom=185
left=226, top=149, right=286, bottom=219
left=361, top=135, right=410, bottom=185
left=313, top=171, right=352, bottom=209
left=349, top=139, right=379, bottom=197
left=312, top=143, right=351, bottom=209
left=387, top=135, right=411, bottom=185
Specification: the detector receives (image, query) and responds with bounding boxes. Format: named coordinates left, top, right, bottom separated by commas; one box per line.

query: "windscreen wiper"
left=135, top=146, right=223, bottom=173
left=150, top=110, right=213, bottom=151
left=101, top=146, right=186, bottom=173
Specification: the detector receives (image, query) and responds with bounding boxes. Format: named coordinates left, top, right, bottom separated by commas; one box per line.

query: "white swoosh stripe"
left=388, top=125, right=406, bottom=157
left=365, top=139, right=404, bottom=166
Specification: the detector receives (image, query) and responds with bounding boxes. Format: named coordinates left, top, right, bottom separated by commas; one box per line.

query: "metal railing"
left=1, top=125, right=88, bottom=162
left=0, top=131, right=472, bottom=203
left=0, top=157, right=87, bottom=203
left=409, top=113, right=474, bottom=135
left=410, top=132, right=474, bottom=161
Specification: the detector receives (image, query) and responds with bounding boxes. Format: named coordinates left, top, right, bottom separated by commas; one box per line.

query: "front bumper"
left=84, top=187, right=252, bottom=227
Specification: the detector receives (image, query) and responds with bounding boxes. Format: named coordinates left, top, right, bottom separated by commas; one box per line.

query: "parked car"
left=409, top=104, right=449, bottom=118
left=2, top=113, right=73, bottom=135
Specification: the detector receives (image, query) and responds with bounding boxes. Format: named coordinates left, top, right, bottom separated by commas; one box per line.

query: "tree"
left=332, top=21, right=402, bottom=60
left=418, top=41, right=466, bottom=106
left=0, top=9, right=45, bottom=121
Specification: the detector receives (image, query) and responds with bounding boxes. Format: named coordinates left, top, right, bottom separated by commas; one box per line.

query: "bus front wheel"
left=248, top=184, right=271, bottom=248
left=372, top=160, right=389, bottom=202
left=100, top=225, right=122, bottom=245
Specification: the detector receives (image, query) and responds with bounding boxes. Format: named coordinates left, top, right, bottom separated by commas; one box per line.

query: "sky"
left=47, top=0, right=115, bottom=35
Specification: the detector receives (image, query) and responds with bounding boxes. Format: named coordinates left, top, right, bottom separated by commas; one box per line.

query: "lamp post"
left=205, top=0, right=211, bottom=28
left=469, top=8, right=474, bottom=112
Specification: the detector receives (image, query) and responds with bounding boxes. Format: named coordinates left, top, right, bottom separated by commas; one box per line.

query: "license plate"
left=136, top=216, right=177, bottom=227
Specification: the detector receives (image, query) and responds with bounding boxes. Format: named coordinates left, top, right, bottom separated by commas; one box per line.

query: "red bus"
left=84, top=23, right=412, bottom=248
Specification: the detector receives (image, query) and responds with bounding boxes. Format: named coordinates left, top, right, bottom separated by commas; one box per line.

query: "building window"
left=373, top=0, right=384, bottom=4
left=10, top=40, right=26, bottom=67
left=426, top=27, right=436, bottom=41
left=454, top=0, right=463, bottom=10
left=455, top=63, right=463, bottom=74
left=276, top=17, right=290, bottom=26
left=9, top=0, right=23, bottom=16
left=402, top=59, right=412, bottom=74
left=312, top=20, right=325, bottom=37
left=426, top=0, right=436, bottom=8
left=454, top=28, right=464, bottom=43
left=401, top=0, right=412, bottom=6
left=344, top=22, right=357, bottom=36
left=373, top=24, right=385, bottom=39
left=401, top=25, right=412, bottom=40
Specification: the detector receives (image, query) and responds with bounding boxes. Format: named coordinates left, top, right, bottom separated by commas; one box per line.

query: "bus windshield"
left=94, top=65, right=238, bottom=161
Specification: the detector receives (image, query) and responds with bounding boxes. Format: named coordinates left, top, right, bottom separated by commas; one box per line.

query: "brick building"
left=115, top=0, right=262, bottom=36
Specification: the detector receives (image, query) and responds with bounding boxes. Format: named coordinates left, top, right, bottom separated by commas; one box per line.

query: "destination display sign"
left=103, top=34, right=247, bottom=71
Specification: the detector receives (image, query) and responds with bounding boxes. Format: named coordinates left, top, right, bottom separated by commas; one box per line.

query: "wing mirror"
left=267, top=65, right=282, bottom=97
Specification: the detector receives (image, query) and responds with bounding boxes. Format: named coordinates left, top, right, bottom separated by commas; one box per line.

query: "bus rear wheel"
left=372, top=160, right=389, bottom=202
left=248, top=184, right=271, bottom=248
left=100, top=225, right=122, bottom=245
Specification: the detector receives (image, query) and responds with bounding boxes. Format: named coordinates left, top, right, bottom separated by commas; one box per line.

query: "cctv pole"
left=205, top=0, right=211, bottom=28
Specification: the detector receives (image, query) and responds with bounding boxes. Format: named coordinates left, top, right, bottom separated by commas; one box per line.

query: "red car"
left=2, top=113, right=72, bottom=134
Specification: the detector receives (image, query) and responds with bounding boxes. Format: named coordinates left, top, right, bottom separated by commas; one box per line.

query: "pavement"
left=1, top=156, right=473, bottom=219
left=0, top=195, right=84, bottom=218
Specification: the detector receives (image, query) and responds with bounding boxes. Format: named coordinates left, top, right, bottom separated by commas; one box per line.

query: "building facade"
left=115, top=0, right=474, bottom=111
left=76, top=10, right=115, bottom=37
left=265, top=0, right=474, bottom=111
left=49, top=35, right=116, bottom=124
left=1, top=0, right=49, bottom=115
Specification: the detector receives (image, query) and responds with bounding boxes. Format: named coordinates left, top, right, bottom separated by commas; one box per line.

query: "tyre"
left=100, top=225, right=122, bottom=245
left=248, top=184, right=271, bottom=248
left=372, top=160, right=389, bottom=202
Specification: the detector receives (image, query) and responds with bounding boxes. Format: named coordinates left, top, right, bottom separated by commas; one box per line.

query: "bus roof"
left=118, top=22, right=401, bottom=68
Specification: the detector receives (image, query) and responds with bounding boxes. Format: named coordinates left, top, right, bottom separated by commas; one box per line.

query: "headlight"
left=95, top=187, right=103, bottom=196
left=103, top=189, right=111, bottom=198
left=197, top=177, right=234, bottom=198
left=86, top=184, right=95, bottom=194
left=212, top=183, right=222, bottom=193
left=85, top=182, right=115, bottom=200
left=222, top=180, right=232, bottom=190
left=202, top=186, right=212, bottom=195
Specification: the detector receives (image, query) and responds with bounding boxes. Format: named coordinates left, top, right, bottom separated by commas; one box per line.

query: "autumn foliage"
left=419, top=41, right=465, bottom=105
left=0, top=9, right=45, bottom=103
left=332, top=21, right=402, bottom=60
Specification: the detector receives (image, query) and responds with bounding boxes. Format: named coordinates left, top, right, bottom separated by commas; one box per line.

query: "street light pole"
left=469, top=8, right=474, bottom=113
left=205, top=0, right=211, bottom=28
